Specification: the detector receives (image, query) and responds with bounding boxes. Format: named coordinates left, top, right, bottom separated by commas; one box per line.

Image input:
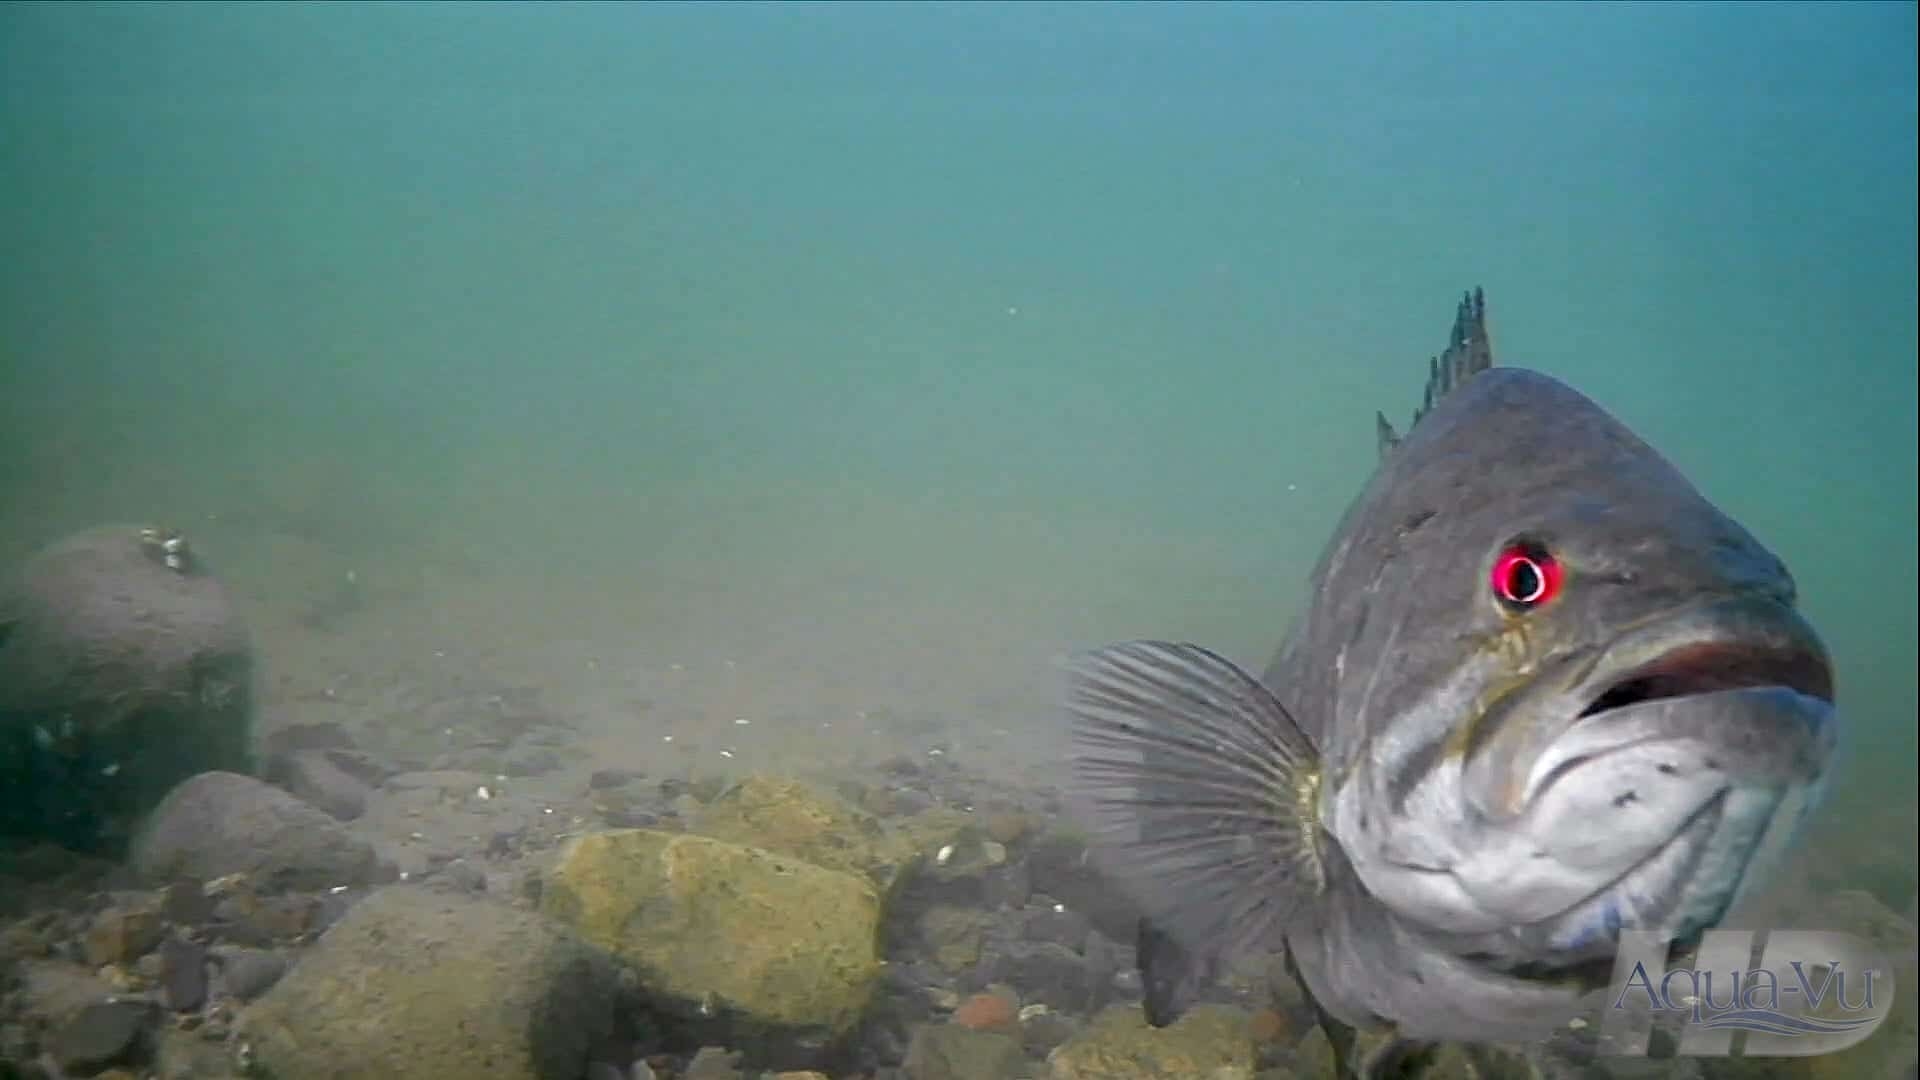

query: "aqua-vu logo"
left=1599, top=929, right=1896, bottom=1057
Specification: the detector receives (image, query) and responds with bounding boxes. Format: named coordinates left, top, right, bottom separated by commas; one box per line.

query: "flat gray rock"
left=130, top=771, right=387, bottom=890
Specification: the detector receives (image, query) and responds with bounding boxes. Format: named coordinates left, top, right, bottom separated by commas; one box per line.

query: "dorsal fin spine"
left=1378, top=288, right=1495, bottom=461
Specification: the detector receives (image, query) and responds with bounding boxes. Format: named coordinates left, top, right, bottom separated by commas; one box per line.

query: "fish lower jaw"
left=1527, top=780, right=1813, bottom=965
left=1459, top=685, right=1837, bottom=925
left=1334, top=770, right=1820, bottom=953
left=1304, top=779, right=1813, bottom=1048
left=1481, top=778, right=1816, bottom=978
left=1323, top=765, right=1729, bottom=937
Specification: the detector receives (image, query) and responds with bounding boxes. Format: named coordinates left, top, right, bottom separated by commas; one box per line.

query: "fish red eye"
left=1491, top=543, right=1561, bottom=610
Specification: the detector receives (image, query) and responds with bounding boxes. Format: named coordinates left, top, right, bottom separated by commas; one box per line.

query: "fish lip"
left=1570, top=594, right=1834, bottom=723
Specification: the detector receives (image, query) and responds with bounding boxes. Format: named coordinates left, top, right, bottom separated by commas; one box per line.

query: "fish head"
left=1323, top=368, right=1837, bottom=958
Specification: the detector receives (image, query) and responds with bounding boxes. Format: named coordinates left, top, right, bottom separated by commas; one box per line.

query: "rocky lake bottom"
left=0, top=525, right=1914, bottom=1080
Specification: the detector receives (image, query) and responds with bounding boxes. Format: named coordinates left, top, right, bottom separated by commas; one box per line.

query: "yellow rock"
left=1048, top=1004, right=1256, bottom=1080
left=542, top=828, right=882, bottom=1044
left=82, top=903, right=163, bottom=967
left=691, top=773, right=912, bottom=883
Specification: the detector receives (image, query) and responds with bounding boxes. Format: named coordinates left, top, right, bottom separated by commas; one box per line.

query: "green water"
left=2, top=3, right=1914, bottom=878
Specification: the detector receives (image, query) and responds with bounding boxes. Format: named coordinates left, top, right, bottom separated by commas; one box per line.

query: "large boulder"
left=0, top=524, right=252, bottom=853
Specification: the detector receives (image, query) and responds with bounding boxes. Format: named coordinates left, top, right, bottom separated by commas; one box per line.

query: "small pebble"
left=952, top=990, right=1018, bottom=1033
left=217, top=949, right=287, bottom=1001
left=1249, top=1006, right=1288, bottom=1042
left=434, top=859, right=486, bottom=894
left=983, top=811, right=1033, bottom=846
left=682, top=1045, right=743, bottom=1079
left=588, top=768, right=642, bottom=790
left=83, top=905, right=164, bottom=967
left=160, top=879, right=215, bottom=925
left=46, top=999, right=155, bottom=1074
left=159, top=937, right=210, bottom=1011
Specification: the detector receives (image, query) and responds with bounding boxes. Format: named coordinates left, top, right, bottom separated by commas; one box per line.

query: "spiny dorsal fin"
left=1378, top=287, right=1494, bottom=460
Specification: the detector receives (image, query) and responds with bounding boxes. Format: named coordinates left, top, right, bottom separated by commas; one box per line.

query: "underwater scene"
left=0, top=4, right=1914, bottom=1079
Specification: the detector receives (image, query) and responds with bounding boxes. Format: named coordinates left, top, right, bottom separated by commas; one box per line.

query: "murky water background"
left=2, top=0, right=1914, bottom=1050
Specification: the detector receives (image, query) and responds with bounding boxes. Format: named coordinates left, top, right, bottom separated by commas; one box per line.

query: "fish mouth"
left=1487, top=594, right=1836, bottom=810
left=1522, top=594, right=1837, bottom=801
left=1574, top=631, right=1834, bottom=723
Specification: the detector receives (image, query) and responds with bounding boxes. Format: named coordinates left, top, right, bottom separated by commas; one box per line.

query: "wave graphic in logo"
left=1697, top=1009, right=1885, bottom=1037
